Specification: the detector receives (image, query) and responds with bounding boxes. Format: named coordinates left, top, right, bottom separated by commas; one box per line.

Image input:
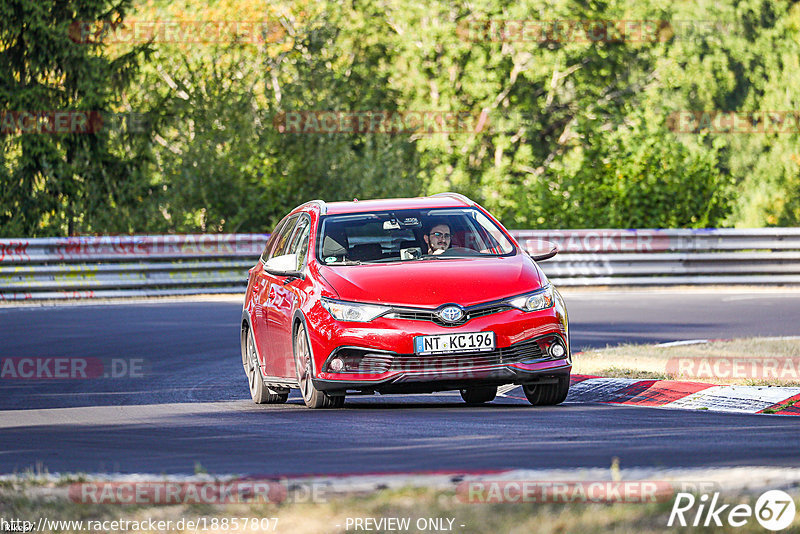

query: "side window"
left=265, top=215, right=299, bottom=262
left=289, top=217, right=312, bottom=270
left=473, top=211, right=514, bottom=254
left=261, top=217, right=289, bottom=263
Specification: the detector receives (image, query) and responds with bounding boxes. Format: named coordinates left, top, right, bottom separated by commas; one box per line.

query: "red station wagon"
left=241, top=193, right=571, bottom=408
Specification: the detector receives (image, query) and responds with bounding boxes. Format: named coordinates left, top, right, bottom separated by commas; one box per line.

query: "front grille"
left=390, top=337, right=547, bottom=372
left=387, top=304, right=513, bottom=327
left=389, top=310, right=438, bottom=322
left=359, top=353, right=393, bottom=373
left=325, top=334, right=565, bottom=375
left=468, top=305, right=513, bottom=320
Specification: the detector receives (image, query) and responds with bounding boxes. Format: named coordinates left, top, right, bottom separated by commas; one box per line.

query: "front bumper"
left=306, top=292, right=571, bottom=394
left=313, top=360, right=571, bottom=394
left=312, top=331, right=571, bottom=394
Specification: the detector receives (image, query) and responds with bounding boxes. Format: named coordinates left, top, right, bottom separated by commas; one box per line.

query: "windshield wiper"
left=324, top=259, right=362, bottom=265
left=421, top=255, right=458, bottom=260
left=366, top=257, right=406, bottom=263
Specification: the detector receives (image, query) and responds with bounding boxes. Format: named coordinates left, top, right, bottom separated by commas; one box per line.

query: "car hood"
left=318, top=253, right=544, bottom=308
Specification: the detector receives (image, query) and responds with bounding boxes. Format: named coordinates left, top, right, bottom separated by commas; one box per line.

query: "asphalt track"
left=0, top=289, right=799, bottom=476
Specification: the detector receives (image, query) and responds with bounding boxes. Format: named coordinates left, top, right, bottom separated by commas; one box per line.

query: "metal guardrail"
left=0, top=235, right=265, bottom=300
left=514, top=228, right=800, bottom=286
left=1, top=229, right=799, bottom=300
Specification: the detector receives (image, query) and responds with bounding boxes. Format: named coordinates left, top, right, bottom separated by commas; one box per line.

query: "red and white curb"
left=536, top=337, right=800, bottom=415
left=565, top=375, right=800, bottom=415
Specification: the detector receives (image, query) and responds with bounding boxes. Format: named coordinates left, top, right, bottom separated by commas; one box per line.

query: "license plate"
left=414, top=331, right=495, bottom=355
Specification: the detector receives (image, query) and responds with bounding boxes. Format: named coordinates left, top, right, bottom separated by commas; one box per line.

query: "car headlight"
left=507, top=285, right=555, bottom=312
left=321, top=298, right=391, bottom=322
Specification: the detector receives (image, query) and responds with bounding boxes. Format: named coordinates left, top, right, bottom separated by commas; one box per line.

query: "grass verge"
left=3, top=482, right=799, bottom=534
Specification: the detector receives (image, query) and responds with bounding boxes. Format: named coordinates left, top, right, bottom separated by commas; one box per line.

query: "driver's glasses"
left=430, top=232, right=451, bottom=239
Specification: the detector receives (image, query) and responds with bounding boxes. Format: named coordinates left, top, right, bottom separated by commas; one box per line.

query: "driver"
left=423, top=222, right=451, bottom=255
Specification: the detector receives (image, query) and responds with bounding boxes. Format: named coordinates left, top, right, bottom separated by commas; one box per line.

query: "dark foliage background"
left=2, top=0, right=799, bottom=236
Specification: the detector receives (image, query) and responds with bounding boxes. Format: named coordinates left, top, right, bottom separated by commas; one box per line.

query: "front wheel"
left=294, top=323, right=345, bottom=409
left=460, top=386, right=497, bottom=405
left=523, top=376, right=570, bottom=406
left=243, top=328, right=289, bottom=404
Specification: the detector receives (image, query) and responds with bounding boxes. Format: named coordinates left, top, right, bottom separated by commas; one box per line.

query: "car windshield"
left=317, top=208, right=516, bottom=265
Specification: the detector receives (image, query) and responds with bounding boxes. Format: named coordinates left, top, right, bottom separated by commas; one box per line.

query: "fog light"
left=330, top=358, right=344, bottom=372
left=549, top=343, right=566, bottom=358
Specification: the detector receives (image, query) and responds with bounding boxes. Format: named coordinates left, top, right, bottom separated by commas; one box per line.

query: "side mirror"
left=264, top=253, right=305, bottom=279
left=526, top=240, right=558, bottom=261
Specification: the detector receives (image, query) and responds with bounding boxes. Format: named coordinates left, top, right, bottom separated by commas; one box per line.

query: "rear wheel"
left=294, top=323, right=345, bottom=409
left=460, top=386, right=497, bottom=405
left=243, top=327, right=289, bottom=404
left=522, top=376, right=570, bottom=406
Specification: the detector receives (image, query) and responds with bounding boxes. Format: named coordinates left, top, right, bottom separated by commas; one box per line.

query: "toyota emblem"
left=438, top=305, right=465, bottom=324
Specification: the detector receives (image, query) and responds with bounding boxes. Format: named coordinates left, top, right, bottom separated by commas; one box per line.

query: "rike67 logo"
left=669, top=490, right=796, bottom=531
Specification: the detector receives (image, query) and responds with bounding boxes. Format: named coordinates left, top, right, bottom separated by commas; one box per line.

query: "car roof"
left=321, top=193, right=474, bottom=215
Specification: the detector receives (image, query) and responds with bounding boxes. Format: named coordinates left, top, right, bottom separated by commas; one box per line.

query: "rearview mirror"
left=526, top=240, right=558, bottom=261
left=264, top=253, right=304, bottom=278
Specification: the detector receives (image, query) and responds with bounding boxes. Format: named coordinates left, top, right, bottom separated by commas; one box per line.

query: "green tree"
left=0, top=0, right=154, bottom=236
left=6, top=0, right=798, bottom=236
left=131, top=1, right=422, bottom=233
left=651, top=0, right=800, bottom=226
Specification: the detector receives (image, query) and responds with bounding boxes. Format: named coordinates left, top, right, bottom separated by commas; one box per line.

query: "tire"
left=294, top=323, right=345, bottom=409
left=522, top=375, right=570, bottom=406
left=460, top=385, right=497, bottom=405
left=243, top=327, right=289, bottom=404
